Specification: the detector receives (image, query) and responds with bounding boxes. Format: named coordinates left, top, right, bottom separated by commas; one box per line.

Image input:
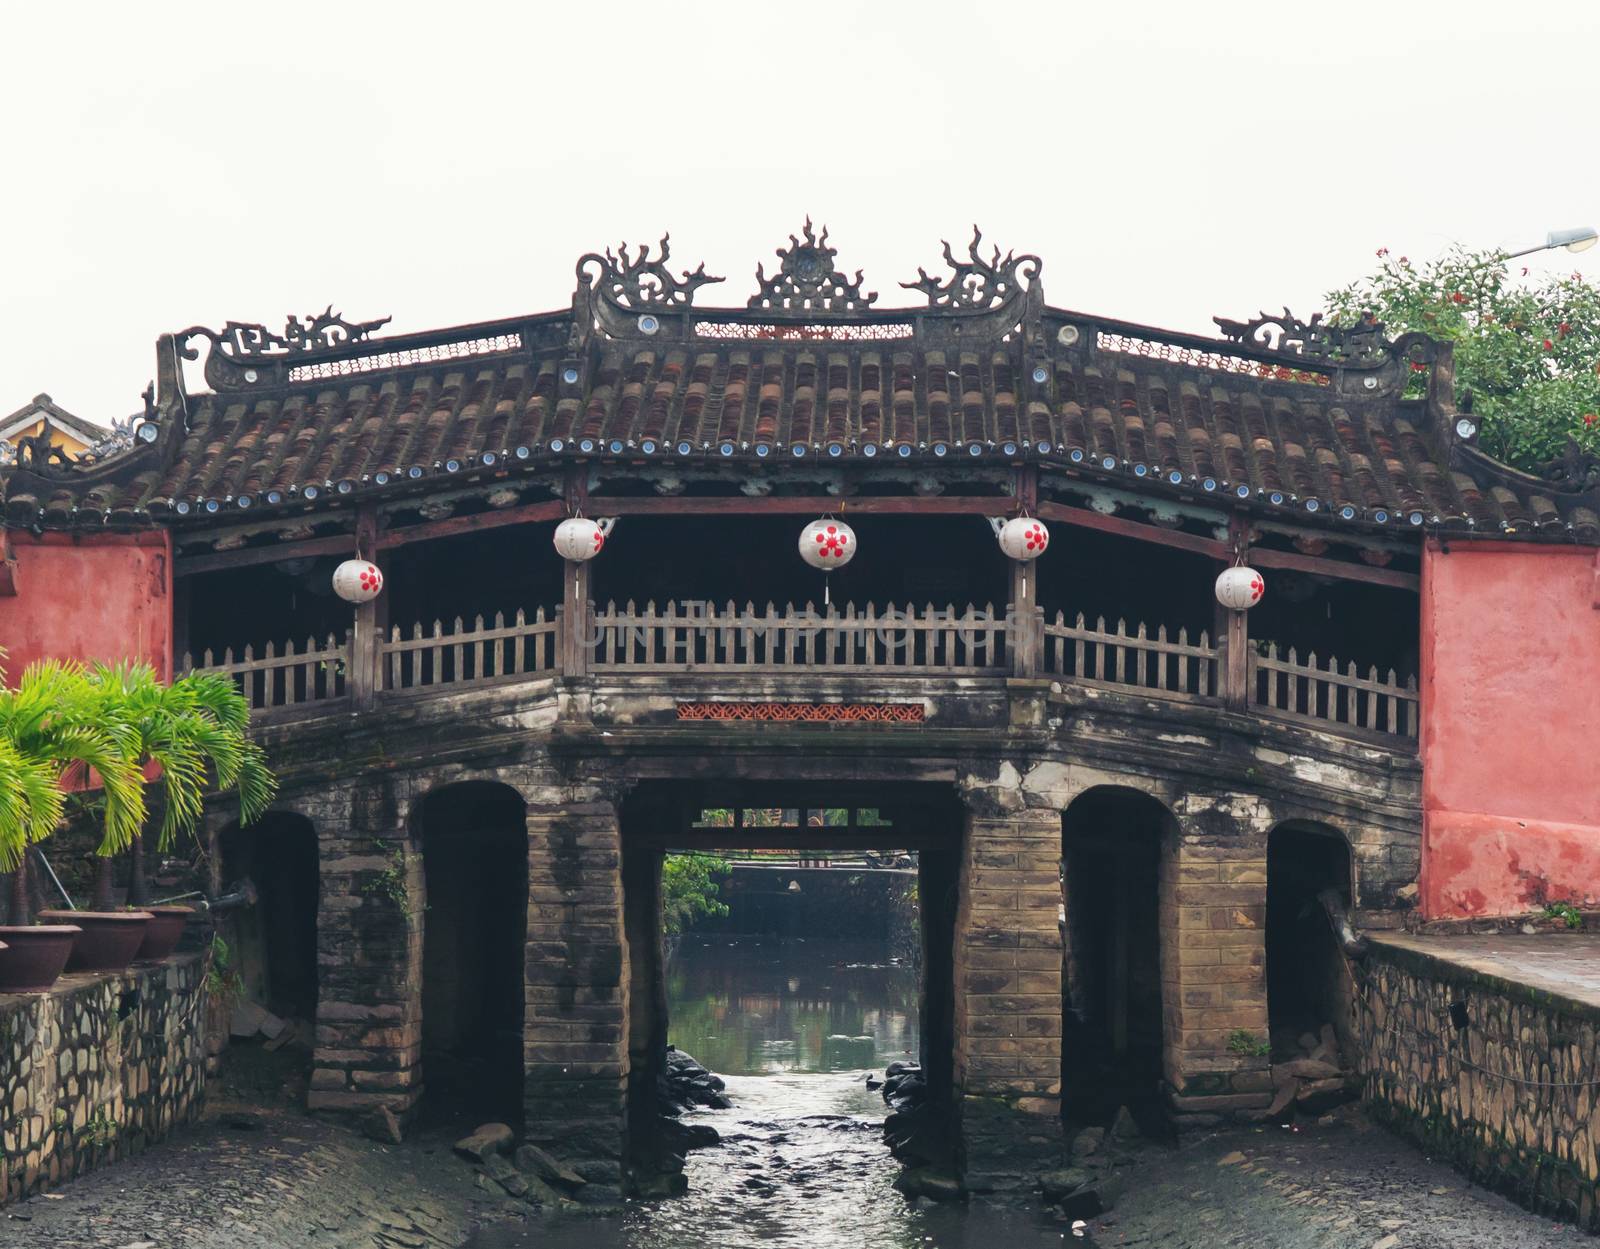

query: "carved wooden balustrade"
left=180, top=598, right=1419, bottom=746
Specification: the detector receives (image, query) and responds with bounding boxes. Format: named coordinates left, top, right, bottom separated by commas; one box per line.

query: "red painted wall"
left=0, top=531, right=173, bottom=682
left=1420, top=539, right=1600, bottom=917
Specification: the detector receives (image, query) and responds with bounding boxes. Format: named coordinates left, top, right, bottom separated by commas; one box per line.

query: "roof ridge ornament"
left=179, top=306, right=392, bottom=361
left=901, top=226, right=1041, bottom=311
left=1534, top=436, right=1600, bottom=493
left=577, top=234, right=725, bottom=309
left=749, top=219, right=877, bottom=313
left=1212, top=308, right=1390, bottom=366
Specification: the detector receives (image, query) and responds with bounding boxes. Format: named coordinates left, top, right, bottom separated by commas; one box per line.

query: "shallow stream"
left=474, top=934, right=1068, bottom=1248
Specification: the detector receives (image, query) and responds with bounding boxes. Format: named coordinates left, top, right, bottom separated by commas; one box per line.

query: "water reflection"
left=470, top=935, right=1066, bottom=1249
left=666, top=935, right=919, bottom=1076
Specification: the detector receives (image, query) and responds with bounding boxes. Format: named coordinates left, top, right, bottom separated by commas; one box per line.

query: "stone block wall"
left=1358, top=940, right=1600, bottom=1231
left=952, top=808, right=1064, bottom=1186
left=523, top=789, right=629, bottom=1197
left=0, top=954, right=207, bottom=1206
left=304, top=781, right=426, bottom=1119
left=1159, top=825, right=1274, bottom=1122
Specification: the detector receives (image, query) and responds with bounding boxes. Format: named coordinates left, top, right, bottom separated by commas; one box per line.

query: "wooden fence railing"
left=1043, top=613, right=1218, bottom=702
left=180, top=633, right=350, bottom=713
left=1250, top=644, right=1419, bottom=740
left=587, top=600, right=1008, bottom=674
left=185, top=601, right=1418, bottom=745
left=379, top=609, right=558, bottom=694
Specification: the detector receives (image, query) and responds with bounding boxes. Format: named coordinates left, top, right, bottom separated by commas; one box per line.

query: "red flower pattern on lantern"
left=332, top=558, right=385, bottom=603
left=799, top=518, right=857, bottom=569
left=997, top=515, right=1051, bottom=562
left=813, top=525, right=849, bottom=558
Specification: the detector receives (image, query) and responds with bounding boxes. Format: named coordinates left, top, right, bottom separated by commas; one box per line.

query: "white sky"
left=2, top=1, right=1596, bottom=426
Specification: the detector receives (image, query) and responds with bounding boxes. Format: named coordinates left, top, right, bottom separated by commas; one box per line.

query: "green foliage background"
left=662, top=852, right=731, bottom=936
left=1326, top=247, right=1600, bottom=471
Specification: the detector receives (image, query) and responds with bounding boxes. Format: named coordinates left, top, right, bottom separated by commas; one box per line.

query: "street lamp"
left=1504, top=226, right=1598, bottom=259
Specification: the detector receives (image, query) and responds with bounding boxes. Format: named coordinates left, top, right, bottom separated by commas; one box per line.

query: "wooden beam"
left=1035, top=500, right=1229, bottom=559
left=175, top=531, right=356, bottom=578
left=176, top=495, right=1013, bottom=577
left=376, top=499, right=567, bottom=549
left=1251, top=546, right=1419, bottom=592
left=1035, top=500, right=1422, bottom=591
left=637, top=829, right=941, bottom=851
left=587, top=495, right=1009, bottom=517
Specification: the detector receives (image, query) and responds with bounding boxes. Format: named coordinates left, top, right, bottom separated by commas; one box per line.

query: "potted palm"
left=40, top=664, right=275, bottom=969
left=0, top=661, right=146, bottom=991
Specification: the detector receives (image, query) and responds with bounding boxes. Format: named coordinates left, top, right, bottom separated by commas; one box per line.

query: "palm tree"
left=81, top=664, right=276, bottom=910
left=0, top=661, right=146, bottom=923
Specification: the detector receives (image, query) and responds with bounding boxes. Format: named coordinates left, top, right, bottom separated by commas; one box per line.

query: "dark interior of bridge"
left=418, top=781, right=529, bottom=1129
left=1061, top=788, right=1172, bottom=1130
left=180, top=515, right=1419, bottom=683
left=1266, top=823, right=1357, bottom=1059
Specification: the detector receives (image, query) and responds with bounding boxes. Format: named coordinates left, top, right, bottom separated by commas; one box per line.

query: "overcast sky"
left=3, top=1, right=1596, bottom=426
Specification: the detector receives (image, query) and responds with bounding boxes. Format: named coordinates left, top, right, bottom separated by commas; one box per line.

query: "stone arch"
left=414, top=778, right=530, bottom=1127
left=1266, top=819, right=1358, bottom=1066
left=1060, top=785, right=1180, bottom=1122
left=217, top=808, right=321, bottom=1023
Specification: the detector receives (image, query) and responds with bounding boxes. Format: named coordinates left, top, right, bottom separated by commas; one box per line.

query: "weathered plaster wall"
left=0, top=954, right=207, bottom=1206
left=0, top=531, right=173, bottom=678
left=1358, top=937, right=1600, bottom=1231
left=1420, top=541, right=1600, bottom=918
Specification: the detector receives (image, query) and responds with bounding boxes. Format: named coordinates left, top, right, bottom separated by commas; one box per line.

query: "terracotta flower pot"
left=134, top=905, right=195, bottom=962
left=0, top=925, right=81, bottom=992
left=36, top=910, right=154, bottom=973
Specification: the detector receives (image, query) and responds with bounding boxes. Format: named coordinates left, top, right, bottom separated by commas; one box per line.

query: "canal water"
left=474, top=934, right=1069, bottom=1249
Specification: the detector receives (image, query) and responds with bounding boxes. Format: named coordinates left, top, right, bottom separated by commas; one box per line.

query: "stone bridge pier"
left=240, top=691, right=1416, bottom=1199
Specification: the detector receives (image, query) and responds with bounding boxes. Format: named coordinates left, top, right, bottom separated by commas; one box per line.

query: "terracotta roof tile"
left=7, top=299, right=1597, bottom=544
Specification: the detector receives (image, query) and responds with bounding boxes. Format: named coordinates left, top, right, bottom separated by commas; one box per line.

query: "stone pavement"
left=1370, top=932, right=1600, bottom=1007
left=1097, top=1107, right=1585, bottom=1248
left=0, top=1105, right=496, bottom=1249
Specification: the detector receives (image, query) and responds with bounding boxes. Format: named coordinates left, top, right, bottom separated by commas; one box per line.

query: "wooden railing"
left=180, top=633, right=350, bottom=714
left=1250, top=644, right=1418, bottom=740
left=379, top=609, right=558, bottom=694
left=185, top=601, right=1418, bottom=746
left=587, top=600, right=1007, bottom=674
left=1044, top=613, right=1218, bottom=702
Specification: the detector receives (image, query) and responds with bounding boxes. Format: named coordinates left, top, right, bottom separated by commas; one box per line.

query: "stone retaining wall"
left=0, top=953, right=207, bottom=1206
left=1358, top=940, right=1600, bottom=1231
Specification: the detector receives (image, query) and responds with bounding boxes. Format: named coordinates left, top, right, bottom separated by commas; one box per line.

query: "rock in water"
left=892, top=1167, right=964, bottom=1202
left=1070, top=1126, right=1105, bottom=1158
left=454, top=1123, right=514, bottom=1161
left=1041, top=1167, right=1094, bottom=1201
left=362, top=1105, right=404, bottom=1146
left=514, top=1142, right=587, bottom=1189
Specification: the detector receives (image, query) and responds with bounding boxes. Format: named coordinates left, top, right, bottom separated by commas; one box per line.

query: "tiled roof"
left=5, top=235, right=1597, bottom=544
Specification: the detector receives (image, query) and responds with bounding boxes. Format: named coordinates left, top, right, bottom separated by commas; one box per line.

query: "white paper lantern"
left=998, top=516, right=1050, bottom=561
left=1215, top=565, right=1265, bottom=610
left=554, top=517, right=606, bottom=561
left=798, top=518, right=856, bottom=569
left=332, top=560, right=384, bottom=603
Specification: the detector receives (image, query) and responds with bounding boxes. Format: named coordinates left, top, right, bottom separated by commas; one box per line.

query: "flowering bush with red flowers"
left=1326, top=247, right=1600, bottom=470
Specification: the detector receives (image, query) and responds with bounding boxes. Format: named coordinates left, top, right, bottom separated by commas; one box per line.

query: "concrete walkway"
left=1371, top=932, right=1600, bottom=1008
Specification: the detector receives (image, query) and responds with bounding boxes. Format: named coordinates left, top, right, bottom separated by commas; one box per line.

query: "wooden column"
left=1218, top=514, right=1250, bottom=712
left=1009, top=465, right=1042, bottom=678
left=561, top=557, right=591, bottom=677
left=1010, top=556, right=1040, bottom=677
left=350, top=507, right=384, bottom=709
